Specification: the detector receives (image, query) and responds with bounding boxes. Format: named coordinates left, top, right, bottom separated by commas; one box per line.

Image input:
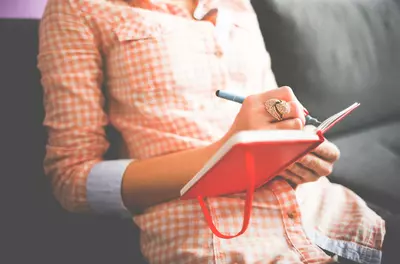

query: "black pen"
left=215, top=90, right=321, bottom=126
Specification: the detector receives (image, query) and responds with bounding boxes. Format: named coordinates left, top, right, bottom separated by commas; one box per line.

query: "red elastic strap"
left=197, top=150, right=255, bottom=239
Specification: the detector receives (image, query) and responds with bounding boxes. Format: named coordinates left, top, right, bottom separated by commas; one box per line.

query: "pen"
left=215, top=90, right=322, bottom=126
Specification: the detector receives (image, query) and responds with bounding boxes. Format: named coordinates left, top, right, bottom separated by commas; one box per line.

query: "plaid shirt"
left=38, top=0, right=385, bottom=263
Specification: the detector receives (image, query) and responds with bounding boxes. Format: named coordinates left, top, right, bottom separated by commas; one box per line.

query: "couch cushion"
left=329, top=121, right=400, bottom=214
left=0, top=18, right=144, bottom=264
left=252, top=0, right=400, bottom=136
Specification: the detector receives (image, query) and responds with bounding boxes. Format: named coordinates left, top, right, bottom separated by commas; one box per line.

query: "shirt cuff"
left=87, top=159, right=133, bottom=218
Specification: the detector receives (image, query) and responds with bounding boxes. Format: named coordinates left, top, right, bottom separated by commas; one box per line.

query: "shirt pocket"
left=113, top=12, right=169, bottom=42
left=107, top=11, right=217, bottom=105
left=112, top=9, right=213, bottom=49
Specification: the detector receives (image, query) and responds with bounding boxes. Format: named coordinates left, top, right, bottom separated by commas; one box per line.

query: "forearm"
left=121, top=138, right=225, bottom=212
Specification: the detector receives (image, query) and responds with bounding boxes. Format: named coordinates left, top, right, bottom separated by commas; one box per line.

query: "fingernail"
left=303, top=108, right=309, bottom=115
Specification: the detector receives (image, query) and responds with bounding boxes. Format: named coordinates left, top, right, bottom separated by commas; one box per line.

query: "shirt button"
left=215, top=50, right=223, bottom=58
left=287, top=211, right=297, bottom=219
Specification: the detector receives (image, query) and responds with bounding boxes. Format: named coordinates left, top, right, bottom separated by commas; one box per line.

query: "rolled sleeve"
left=87, top=159, right=133, bottom=218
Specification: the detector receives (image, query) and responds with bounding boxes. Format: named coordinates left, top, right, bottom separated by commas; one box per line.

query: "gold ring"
left=264, top=99, right=291, bottom=121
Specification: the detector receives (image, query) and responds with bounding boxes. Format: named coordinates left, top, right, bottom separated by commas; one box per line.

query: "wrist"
left=212, top=133, right=231, bottom=151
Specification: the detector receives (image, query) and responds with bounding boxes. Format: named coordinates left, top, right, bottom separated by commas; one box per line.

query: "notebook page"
left=317, top=102, right=360, bottom=133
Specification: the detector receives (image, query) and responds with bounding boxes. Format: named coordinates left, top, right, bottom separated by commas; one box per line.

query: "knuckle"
left=333, top=145, right=341, bottom=160
left=243, top=94, right=256, bottom=106
left=287, top=163, right=295, bottom=171
left=323, top=165, right=333, bottom=176
left=312, top=145, right=322, bottom=156
left=327, top=165, right=333, bottom=175
left=301, top=154, right=311, bottom=166
left=246, top=93, right=263, bottom=106
left=336, top=149, right=341, bottom=160
left=280, top=86, right=293, bottom=94
left=309, top=156, right=319, bottom=170
left=296, top=165, right=306, bottom=176
left=325, top=141, right=341, bottom=161
left=298, top=155, right=306, bottom=165
left=293, top=118, right=303, bottom=129
left=289, top=164, right=299, bottom=174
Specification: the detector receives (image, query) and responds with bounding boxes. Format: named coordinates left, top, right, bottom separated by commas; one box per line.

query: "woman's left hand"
left=280, top=127, right=341, bottom=185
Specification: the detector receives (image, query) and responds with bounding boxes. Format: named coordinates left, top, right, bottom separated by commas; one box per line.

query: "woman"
left=38, top=0, right=385, bottom=263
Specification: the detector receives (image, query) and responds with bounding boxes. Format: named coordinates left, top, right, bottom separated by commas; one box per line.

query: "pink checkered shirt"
left=38, top=0, right=385, bottom=263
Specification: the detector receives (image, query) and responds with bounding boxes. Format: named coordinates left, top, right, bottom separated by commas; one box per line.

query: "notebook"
left=180, top=102, right=360, bottom=239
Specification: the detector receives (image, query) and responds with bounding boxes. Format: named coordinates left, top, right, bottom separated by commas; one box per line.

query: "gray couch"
left=252, top=0, right=400, bottom=262
left=2, top=0, right=399, bottom=263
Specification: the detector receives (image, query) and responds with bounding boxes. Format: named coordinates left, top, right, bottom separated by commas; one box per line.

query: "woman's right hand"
left=223, top=86, right=307, bottom=141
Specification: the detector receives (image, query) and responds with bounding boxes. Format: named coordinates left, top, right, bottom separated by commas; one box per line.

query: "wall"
left=0, top=0, right=47, bottom=19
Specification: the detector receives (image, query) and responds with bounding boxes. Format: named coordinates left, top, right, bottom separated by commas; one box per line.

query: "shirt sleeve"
left=87, top=160, right=132, bottom=218
left=38, top=0, right=131, bottom=218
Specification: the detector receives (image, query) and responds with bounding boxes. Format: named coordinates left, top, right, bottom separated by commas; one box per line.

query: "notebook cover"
left=180, top=133, right=324, bottom=200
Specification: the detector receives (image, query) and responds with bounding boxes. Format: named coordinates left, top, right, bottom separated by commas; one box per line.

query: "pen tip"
left=215, top=90, right=220, bottom=96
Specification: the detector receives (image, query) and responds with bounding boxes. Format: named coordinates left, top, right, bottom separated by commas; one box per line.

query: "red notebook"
left=180, top=102, right=360, bottom=239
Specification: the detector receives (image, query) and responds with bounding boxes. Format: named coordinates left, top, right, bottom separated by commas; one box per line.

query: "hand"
left=222, top=86, right=307, bottom=142
left=280, top=126, right=341, bottom=185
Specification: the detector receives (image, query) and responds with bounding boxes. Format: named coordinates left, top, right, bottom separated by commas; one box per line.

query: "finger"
left=280, top=101, right=306, bottom=125
left=287, top=162, right=320, bottom=182
left=261, top=86, right=308, bottom=113
left=280, top=170, right=304, bottom=185
left=311, top=141, right=340, bottom=162
left=298, top=154, right=333, bottom=177
left=263, top=100, right=305, bottom=124
left=260, top=86, right=299, bottom=103
left=270, top=118, right=303, bottom=130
